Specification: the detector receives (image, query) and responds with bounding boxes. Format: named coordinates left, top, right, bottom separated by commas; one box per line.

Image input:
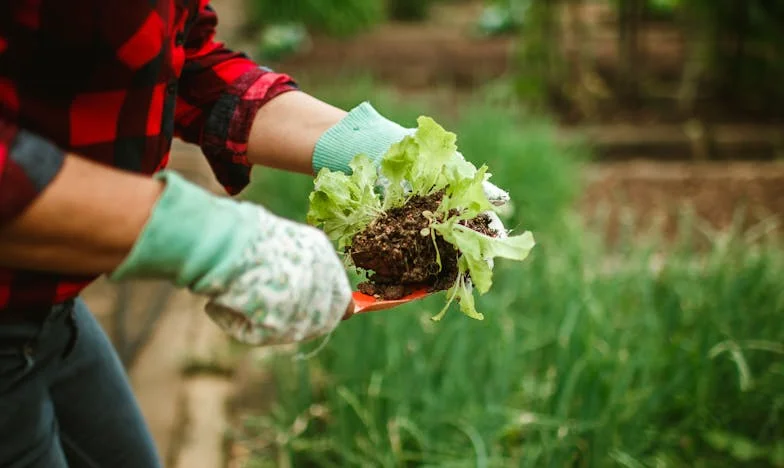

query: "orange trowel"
left=350, top=288, right=431, bottom=315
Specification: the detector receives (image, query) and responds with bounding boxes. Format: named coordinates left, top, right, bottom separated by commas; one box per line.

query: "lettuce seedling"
left=307, top=116, right=535, bottom=320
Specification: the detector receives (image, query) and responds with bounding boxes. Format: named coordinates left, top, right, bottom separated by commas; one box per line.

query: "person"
left=0, top=1, right=509, bottom=466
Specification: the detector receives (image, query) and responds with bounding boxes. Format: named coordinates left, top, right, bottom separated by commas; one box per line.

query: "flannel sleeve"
left=0, top=118, right=66, bottom=226
left=174, top=2, right=298, bottom=195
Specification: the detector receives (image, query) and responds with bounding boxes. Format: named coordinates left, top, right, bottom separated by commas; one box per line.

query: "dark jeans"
left=0, top=298, right=162, bottom=467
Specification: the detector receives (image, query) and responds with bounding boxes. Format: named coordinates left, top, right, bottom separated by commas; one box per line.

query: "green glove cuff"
left=109, top=170, right=255, bottom=293
left=312, top=102, right=411, bottom=174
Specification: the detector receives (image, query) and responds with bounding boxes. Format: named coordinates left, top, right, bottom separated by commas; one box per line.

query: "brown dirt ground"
left=271, top=2, right=512, bottom=90
left=580, top=161, right=784, bottom=241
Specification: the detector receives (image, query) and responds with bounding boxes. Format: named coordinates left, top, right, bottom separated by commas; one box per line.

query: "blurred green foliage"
left=647, top=0, right=680, bottom=18
left=246, top=0, right=453, bottom=37
left=510, top=0, right=558, bottom=107
left=239, top=223, right=784, bottom=467
left=477, top=0, right=529, bottom=36
left=247, top=0, right=386, bottom=37
left=257, top=23, right=309, bottom=62
left=388, top=0, right=433, bottom=21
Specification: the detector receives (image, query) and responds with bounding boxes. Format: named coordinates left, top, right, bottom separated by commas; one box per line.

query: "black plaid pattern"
left=0, top=0, right=297, bottom=308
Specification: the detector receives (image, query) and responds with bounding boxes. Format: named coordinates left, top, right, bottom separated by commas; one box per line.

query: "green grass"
left=246, top=0, right=385, bottom=37
left=230, top=83, right=784, bottom=467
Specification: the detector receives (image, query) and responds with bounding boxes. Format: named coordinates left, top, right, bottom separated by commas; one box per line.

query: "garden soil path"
left=581, top=160, right=784, bottom=241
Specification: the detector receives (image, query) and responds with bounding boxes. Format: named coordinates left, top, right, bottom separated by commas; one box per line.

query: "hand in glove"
left=110, top=170, right=352, bottom=346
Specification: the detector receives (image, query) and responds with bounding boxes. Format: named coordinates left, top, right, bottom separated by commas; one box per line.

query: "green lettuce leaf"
left=380, top=116, right=465, bottom=208
left=410, top=116, right=459, bottom=194
left=432, top=258, right=483, bottom=321
left=438, top=164, right=493, bottom=220
left=432, top=217, right=535, bottom=319
left=379, top=135, right=418, bottom=209
left=452, top=225, right=536, bottom=263
left=422, top=151, right=534, bottom=320
left=306, top=154, right=382, bottom=250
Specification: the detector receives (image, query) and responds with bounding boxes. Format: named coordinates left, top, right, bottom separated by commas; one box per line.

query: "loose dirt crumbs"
left=350, top=191, right=496, bottom=300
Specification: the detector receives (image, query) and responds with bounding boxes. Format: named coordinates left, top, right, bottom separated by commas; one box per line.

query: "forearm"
left=245, top=91, right=347, bottom=175
left=0, top=154, right=163, bottom=274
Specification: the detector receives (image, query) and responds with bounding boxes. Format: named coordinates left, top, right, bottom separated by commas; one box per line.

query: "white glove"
left=204, top=205, right=352, bottom=347
left=112, top=170, right=352, bottom=348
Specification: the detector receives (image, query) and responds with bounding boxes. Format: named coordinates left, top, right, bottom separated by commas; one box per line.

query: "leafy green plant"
left=307, top=117, right=535, bottom=320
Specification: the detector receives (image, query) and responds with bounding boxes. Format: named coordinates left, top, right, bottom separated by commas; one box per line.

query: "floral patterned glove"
left=110, top=170, right=352, bottom=346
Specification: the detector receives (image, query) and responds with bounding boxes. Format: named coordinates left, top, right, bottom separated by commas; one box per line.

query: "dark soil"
left=350, top=191, right=496, bottom=300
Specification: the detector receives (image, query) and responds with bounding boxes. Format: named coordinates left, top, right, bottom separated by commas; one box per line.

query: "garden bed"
left=581, top=160, right=784, bottom=242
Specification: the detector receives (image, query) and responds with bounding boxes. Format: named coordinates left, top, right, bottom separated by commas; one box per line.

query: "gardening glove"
left=312, top=101, right=512, bottom=219
left=109, top=170, right=352, bottom=347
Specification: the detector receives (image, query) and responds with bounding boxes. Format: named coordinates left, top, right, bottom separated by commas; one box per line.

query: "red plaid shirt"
left=0, top=0, right=297, bottom=309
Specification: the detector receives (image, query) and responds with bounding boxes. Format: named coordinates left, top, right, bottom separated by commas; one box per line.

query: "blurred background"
left=81, top=0, right=784, bottom=466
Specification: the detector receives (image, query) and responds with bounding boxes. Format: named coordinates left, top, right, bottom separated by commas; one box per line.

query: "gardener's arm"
left=175, top=3, right=413, bottom=182
left=246, top=91, right=345, bottom=174
left=0, top=151, right=161, bottom=274
left=173, top=3, right=302, bottom=192
left=176, top=3, right=508, bottom=216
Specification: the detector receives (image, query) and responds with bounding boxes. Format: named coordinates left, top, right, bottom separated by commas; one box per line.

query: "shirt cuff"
left=201, top=67, right=297, bottom=195
left=0, top=128, right=66, bottom=225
